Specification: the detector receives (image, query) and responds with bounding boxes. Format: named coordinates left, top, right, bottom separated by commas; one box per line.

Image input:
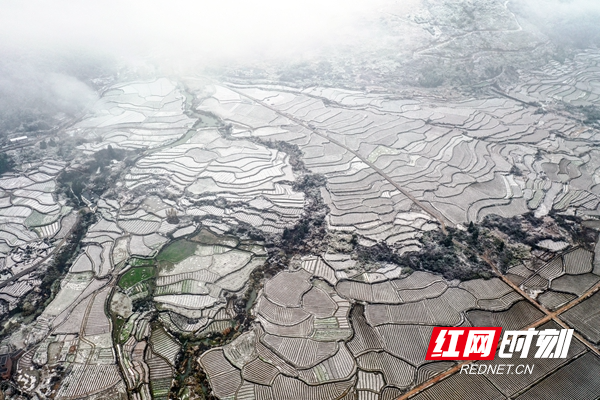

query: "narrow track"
left=490, top=88, right=539, bottom=108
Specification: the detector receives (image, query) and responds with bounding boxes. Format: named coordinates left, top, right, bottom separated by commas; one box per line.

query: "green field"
left=119, top=266, right=155, bottom=289
left=130, top=257, right=154, bottom=267
left=156, top=240, right=198, bottom=263
left=118, top=317, right=136, bottom=344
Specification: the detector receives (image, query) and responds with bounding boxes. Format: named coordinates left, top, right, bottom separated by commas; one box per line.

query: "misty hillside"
left=1, top=0, right=600, bottom=139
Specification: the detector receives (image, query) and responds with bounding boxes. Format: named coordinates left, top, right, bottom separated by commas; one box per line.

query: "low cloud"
left=1, top=0, right=600, bottom=133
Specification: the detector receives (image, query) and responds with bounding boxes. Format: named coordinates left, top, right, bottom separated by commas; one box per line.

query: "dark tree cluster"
left=92, top=144, right=129, bottom=166
left=481, top=214, right=537, bottom=245
left=0, top=153, right=15, bottom=175
left=550, top=211, right=598, bottom=250
left=357, top=230, right=493, bottom=281
left=166, top=208, right=179, bottom=225
left=253, top=138, right=308, bottom=173
left=579, top=105, right=600, bottom=127
left=509, top=164, right=523, bottom=177
left=58, top=145, right=138, bottom=203
left=356, top=241, right=403, bottom=265
left=170, top=343, right=219, bottom=400
left=482, top=212, right=597, bottom=251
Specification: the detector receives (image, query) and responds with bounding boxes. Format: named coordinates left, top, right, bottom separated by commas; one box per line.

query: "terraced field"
left=199, top=258, right=528, bottom=398
left=195, top=63, right=600, bottom=251
left=71, top=78, right=197, bottom=153
left=124, top=127, right=304, bottom=233
left=198, top=239, right=600, bottom=399
left=0, top=160, right=73, bottom=316
left=509, top=51, right=600, bottom=108
left=0, top=79, right=288, bottom=399
left=192, top=52, right=600, bottom=399
left=3, top=48, right=600, bottom=400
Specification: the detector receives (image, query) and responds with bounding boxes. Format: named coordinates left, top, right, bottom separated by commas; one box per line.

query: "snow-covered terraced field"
left=123, top=127, right=305, bottom=234
left=6, top=48, right=600, bottom=399
left=199, top=257, right=539, bottom=398
left=0, top=160, right=72, bottom=314
left=196, top=67, right=600, bottom=250
left=154, top=238, right=266, bottom=332
left=71, top=78, right=196, bottom=152
left=509, top=50, right=600, bottom=108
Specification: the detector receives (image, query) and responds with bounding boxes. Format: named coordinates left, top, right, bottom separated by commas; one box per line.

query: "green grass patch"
left=118, top=317, right=136, bottom=344
left=151, top=378, right=172, bottom=399
left=130, top=257, right=154, bottom=267
left=119, top=266, right=155, bottom=290
left=156, top=240, right=198, bottom=263
left=25, top=210, right=60, bottom=228
left=112, top=315, right=125, bottom=343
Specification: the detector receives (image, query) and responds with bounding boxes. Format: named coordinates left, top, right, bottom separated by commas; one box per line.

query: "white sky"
left=0, top=0, right=384, bottom=64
